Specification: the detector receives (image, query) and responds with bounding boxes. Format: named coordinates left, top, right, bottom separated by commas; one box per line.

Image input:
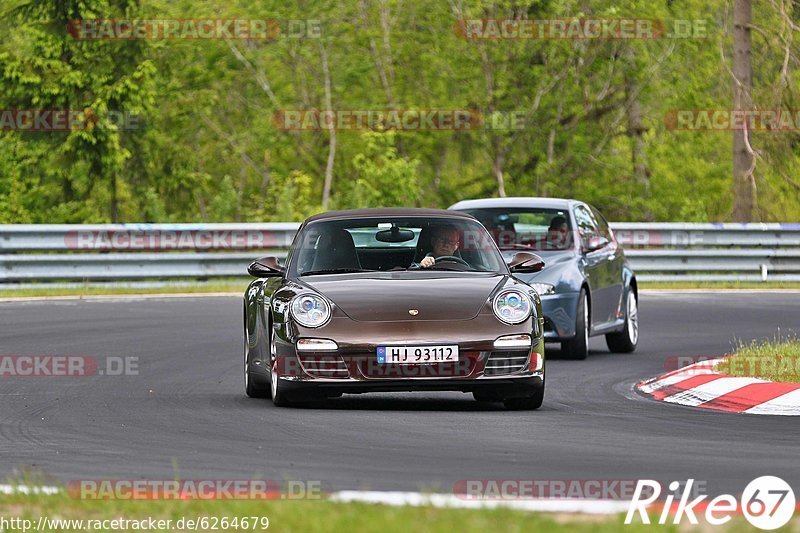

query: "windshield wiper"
left=300, top=268, right=376, bottom=276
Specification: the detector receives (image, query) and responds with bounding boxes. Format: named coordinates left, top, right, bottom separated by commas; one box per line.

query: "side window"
left=589, top=206, right=613, bottom=241
left=573, top=205, right=599, bottom=241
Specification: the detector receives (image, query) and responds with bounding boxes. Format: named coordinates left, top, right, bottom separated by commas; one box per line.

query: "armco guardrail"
left=1, top=223, right=799, bottom=282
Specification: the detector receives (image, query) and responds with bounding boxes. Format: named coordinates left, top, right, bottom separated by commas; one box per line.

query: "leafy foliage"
left=0, top=0, right=798, bottom=222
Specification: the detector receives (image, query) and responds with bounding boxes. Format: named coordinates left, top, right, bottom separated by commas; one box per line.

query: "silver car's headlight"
left=290, top=293, right=331, bottom=328
left=529, top=282, right=555, bottom=296
left=493, top=290, right=532, bottom=325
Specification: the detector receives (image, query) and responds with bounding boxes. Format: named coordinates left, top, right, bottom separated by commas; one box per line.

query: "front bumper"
left=540, top=292, right=579, bottom=340
left=279, top=374, right=544, bottom=398
left=262, top=319, right=545, bottom=395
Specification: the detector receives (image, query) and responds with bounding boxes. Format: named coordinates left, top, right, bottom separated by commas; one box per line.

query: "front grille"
left=483, top=350, right=529, bottom=376
left=296, top=354, right=349, bottom=378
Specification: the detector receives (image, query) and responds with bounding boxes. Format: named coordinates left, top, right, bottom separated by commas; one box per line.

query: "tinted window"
left=573, top=205, right=600, bottom=241
left=461, top=207, right=576, bottom=251
left=589, top=205, right=613, bottom=241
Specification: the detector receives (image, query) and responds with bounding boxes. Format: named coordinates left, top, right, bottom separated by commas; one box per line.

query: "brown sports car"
left=243, top=208, right=546, bottom=409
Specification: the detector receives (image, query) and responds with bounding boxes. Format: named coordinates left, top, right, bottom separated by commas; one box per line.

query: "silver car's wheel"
left=561, top=289, right=589, bottom=360
left=605, top=289, right=639, bottom=353
left=627, top=294, right=639, bottom=345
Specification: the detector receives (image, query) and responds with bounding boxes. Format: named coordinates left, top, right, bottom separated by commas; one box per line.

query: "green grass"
left=717, top=337, right=800, bottom=383
left=0, top=281, right=247, bottom=298
left=4, top=489, right=782, bottom=532
left=640, top=281, right=800, bottom=290
left=0, top=280, right=798, bottom=299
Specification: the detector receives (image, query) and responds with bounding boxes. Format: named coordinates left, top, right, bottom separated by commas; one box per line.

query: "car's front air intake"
left=484, top=350, right=529, bottom=376
left=296, top=354, right=349, bottom=378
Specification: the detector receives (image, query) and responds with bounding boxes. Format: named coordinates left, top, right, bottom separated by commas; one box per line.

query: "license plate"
left=377, top=345, right=459, bottom=364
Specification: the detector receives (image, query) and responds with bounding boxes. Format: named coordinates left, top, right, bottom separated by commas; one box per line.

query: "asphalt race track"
left=1, top=292, right=798, bottom=497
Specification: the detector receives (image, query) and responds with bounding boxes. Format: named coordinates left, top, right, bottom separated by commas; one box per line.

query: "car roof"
left=449, top=197, right=577, bottom=210
left=304, top=207, right=477, bottom=223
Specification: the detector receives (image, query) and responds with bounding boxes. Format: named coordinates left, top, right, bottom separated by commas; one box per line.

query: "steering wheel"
left=434, top=255, right=469, bottom=266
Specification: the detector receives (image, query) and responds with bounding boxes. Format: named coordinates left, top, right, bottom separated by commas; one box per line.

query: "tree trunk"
left=732, top=0, right=756, bottom=222
left=111, top=171, right=118, bottom=223
left=320, top=44, right=336, bottom=210
left=492, top=137, right=507, bottom=197
left=624, top=47, right=650, bottom=192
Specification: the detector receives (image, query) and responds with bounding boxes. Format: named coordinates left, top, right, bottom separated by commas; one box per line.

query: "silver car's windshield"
left=460, top=207, right=576, bottom=251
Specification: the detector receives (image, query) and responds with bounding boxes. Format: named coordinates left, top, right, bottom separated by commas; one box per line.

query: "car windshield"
left=287, top=217, right=506, bottom=276
left=460, top=207, right=576, bottom=251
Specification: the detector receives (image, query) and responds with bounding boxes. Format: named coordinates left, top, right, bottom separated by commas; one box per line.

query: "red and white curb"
left=637, top=358, right=800, bottom=415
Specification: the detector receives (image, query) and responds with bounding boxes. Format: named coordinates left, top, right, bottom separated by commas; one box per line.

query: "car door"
left=590, top=205, right=624, bottom=323
left=573, top=204, right=615, bottom=328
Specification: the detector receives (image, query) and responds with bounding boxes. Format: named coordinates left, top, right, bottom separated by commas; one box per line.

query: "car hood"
left=299, top=272, right=507, bottom=322
left=501, top=249, right=574, bottom=269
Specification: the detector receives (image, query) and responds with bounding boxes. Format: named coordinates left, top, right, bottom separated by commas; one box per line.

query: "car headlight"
left=493, top=290, right=532, bottom=325
left=290, top=293, right=331, bottom=328
left=529, top=282, right=555, bottom=296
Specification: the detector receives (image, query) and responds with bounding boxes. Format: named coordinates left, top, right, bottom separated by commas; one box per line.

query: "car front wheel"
left=606, top=289, right=638, bottom=353
left=270, top=330, right=293, bottom=407
left=244, top=325, right=270, bottom=398
left=561, top=289, right=589, bottom=360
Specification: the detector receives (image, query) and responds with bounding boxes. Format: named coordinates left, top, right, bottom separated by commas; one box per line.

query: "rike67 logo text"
left=626, top=477, right=795, bottom=530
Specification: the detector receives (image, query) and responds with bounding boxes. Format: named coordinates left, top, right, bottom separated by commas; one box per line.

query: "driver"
left=417, top=225, right=460, bottom=269
left=545, top=215, right=570, bottom=249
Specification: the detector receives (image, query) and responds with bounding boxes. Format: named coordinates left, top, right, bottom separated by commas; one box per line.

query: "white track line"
left=0, top=484, right=60, bottom=495
left=0, top=485, right=628, bottom=514
left=328, top=490, right=630, bottom=514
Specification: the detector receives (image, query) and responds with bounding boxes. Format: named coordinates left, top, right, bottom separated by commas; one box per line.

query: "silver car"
left=450, top=197, right=639, bottom=359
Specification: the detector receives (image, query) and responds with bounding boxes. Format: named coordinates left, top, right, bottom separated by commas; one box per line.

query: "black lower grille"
left=297, top=354, right=349, bottom=378
left=483, top=350, right=529, bottom=376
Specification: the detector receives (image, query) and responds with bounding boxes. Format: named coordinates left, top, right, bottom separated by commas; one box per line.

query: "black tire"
left=606, top=289, right=639, bottom=353
left=270, top=330, right=295, bottom=407
left=561, top=289, right=589, bottom=360
left=503, top=387, right=544, bottom=410
left=244, top=322, right=270, bottom=398
left=472, top=391, right=501, bottom=403
left=270, top=359, right=292, bottom=407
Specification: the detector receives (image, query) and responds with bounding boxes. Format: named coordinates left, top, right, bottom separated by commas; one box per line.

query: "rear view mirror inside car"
left=375, top=226, right=415, bottom=243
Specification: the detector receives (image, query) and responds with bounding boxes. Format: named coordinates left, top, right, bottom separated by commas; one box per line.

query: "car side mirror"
left=507, top=252, right=545, bottom=273
left=582, top=235, right=609, bottom=253
left=247, top=256, right=285, bottom=277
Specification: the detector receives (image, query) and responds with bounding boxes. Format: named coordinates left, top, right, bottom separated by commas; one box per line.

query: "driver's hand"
left=420, top=256, right=435, bottom=268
